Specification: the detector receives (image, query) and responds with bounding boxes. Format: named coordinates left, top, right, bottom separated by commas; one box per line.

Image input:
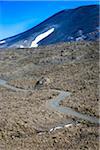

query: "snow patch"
left=49, top=128, right=54, bottom=132
left=24, top=40, right=27, bottom=43
left=0, top=40, right=6, bottom=44
left=49, top=126, right=63, bottom=133
left=30, top=28, right=54, bottom=48
left=31, top=42, right=38, bottom=48
left=54, top=126, right=63, bottom=131
left=20, top=45, right=24, bottom=48
left=75, top=36, right=86, bottom=41
left=64, top=123, right=73, bottom=128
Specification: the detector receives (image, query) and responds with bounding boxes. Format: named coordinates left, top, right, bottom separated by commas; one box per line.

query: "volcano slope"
left=0, top=41, right=99, bottom=149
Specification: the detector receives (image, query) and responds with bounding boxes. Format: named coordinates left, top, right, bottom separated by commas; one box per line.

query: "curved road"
left=0, top=79, right=28, bottom=92
left=0, top=79, right=99, bottom=125
left=47, top=90, right=99, bottom=124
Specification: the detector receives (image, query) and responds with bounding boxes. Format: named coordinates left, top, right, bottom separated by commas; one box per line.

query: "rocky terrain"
left=0, top=41, right=99, bottom=149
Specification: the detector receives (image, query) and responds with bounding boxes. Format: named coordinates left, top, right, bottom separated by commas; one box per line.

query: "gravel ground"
left=0, top=41, right=99, bottom=149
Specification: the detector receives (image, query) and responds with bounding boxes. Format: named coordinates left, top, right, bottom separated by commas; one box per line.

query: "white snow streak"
left=20, top=45, right=24, bottom=48
left=0, top=40, right=6, bottom=44
left=30, top=28, right=54, bottom=48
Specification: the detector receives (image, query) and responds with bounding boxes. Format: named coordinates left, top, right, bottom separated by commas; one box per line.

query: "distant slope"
left=0, top=5, right=99, bottom=48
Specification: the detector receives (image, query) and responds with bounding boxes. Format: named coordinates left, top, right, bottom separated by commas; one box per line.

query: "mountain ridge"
left=0, top=4, right=99, bottom=48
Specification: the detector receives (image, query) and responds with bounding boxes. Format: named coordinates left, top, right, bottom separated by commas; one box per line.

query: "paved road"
left=0, top=79, right=99, bottom=125
left=47, top=90, right=99, bottom=124
left=0, top=79, right=27, bottom=92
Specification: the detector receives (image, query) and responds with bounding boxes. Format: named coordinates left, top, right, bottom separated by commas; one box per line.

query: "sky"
left=0, top=1, right=99, bottom=40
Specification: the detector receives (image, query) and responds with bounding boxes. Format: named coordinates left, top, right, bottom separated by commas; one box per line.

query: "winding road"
left=0, top=79, right=99, bottom=125
left=47, top=90, right=99, bottom=124
left=0, top=79, right=28, bottom=92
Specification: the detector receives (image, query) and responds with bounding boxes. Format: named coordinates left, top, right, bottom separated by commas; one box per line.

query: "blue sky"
left=0, top=1, right=99, bottom=40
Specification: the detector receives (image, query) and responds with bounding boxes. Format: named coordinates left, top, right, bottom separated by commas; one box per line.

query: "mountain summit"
left=0, top=5, right=99, bottom=48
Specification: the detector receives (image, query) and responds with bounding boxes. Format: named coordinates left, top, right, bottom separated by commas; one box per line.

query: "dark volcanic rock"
left=0, top=5, right=99, bottom=48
